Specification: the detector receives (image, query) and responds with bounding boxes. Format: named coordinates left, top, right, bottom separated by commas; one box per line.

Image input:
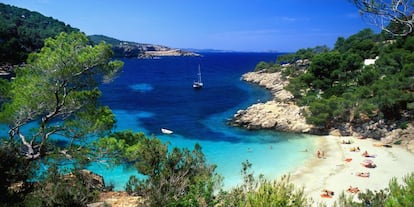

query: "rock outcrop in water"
left=230, top=71, right=312, bottom=133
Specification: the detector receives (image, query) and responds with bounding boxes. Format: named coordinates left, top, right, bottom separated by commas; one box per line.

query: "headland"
left=231, top=70, right=414, bottom=152
left=231, top=70, right=414, bottom=206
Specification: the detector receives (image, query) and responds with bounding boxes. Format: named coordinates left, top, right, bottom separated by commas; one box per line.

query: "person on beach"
left=350, top=146, right=360, bottom=152
left=347, top=186, right=360, bottom=193
left=357, top=172, right=370, bottom=177
left=316, top=150, right=325, bottom=158
left=316, top=150, right=321, bottom=158
left=321, top=189, right=334, bottom=198
left=361, top=162, right=377, bottom=168
left=362, top=150, right=376, bottom=158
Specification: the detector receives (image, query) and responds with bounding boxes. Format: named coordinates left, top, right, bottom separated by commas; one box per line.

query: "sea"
left=87, top=52, right=316, bottom=190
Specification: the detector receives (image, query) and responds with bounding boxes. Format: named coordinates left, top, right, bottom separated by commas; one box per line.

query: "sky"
left=3, top=0, right=380, bottom=52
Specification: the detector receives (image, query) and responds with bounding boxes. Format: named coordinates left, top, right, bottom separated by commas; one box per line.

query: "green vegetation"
left=96, top=131, right=221, bottom=207
left=0, top=143, right=35, bottom=204
left=23, top=164, right=100, bottom=207
left=89, top=35, right=126, bottom=46
left=88, top=34, right=144, bottom=58
left=217, top=161, right=311, bottom=207
left=0, top=31, right=123, bottom=160
left=0, top=3, right=79, bottom=65
left=254, top=61, right=280, bottom=73
left=259, top=28, right=413, bottom=130
left=0, top=31, right=123, bottom=206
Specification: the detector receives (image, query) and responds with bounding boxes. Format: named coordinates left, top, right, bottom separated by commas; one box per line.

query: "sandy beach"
left=290, top=135, right=414, bottom=206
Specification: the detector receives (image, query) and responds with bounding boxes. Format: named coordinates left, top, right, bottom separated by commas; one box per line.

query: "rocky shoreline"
left=230, top=71, right=312, bottom=133
left=113, top=42, right=200, bottom=59
left=230, top=71, right=414, bottom=153
left=88, top=35, right=200, bottom=59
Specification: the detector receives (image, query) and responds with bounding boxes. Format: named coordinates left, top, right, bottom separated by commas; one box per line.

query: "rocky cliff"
left=230, top=71, right=312, bottom=133
left=113, top=42, right=200, bottom=58
left=89, top=35, right=200, bottom=58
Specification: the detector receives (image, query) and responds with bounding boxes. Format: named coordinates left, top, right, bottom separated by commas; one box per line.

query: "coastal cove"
left=2, top=2, right=414, bottom=206
left=93, top=53, right=317, bottom=190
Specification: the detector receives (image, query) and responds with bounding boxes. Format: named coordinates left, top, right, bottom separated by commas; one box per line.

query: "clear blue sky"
left=3, top=0, right=380, bottom=52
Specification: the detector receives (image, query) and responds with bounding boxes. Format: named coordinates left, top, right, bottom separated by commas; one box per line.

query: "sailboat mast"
left=193, top=64, right=203, bottom=89
left=198, top=64, right=202, bottom=82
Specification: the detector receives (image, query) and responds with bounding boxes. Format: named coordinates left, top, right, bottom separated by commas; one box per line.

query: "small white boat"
left=193, top=64, right=203, bottom=89
left=161, top=128, right=173, bottom=134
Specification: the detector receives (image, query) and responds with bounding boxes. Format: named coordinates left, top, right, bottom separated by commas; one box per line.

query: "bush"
left=218, top=161, right=312, bottom=207
left=398, top=121, right=409, bottom=129
left=97, top=132, right=221, bottom=207
left=0, top=142, right=35, bottom=206
left=24, top=165, right=99, bottom=207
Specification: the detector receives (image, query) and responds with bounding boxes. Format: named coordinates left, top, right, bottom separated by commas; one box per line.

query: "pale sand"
left=290, top=135, right=414, bottom=206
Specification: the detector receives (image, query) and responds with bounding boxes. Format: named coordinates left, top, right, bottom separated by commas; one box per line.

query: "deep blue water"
left=99, top=53, right=276, bottom=142
left=93, top=52, right=315, bottom=190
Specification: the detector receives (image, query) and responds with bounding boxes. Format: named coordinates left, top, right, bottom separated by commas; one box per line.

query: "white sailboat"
left=193, top=64, right=203, bottom=89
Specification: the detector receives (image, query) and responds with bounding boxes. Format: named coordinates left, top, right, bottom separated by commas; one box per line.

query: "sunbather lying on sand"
left=362, top=150, right=376, bottom=158
left=373, top=143, right=392, bottom=148
left=361, top=162, right=377, bottom=168
left=350, top=146, right=360, bottom=152
left=356, top=172, right=370, bottom=177
left=347, top=186, right=360, bottom=193
left=320, top=189, right=334, bottom=198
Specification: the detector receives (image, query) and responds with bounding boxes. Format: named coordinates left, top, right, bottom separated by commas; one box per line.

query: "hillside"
left=89, top=35, right=200, bottom=58
left=235, top=28, right=414, bottom=142
left=0, top=3, right=79, bottom=65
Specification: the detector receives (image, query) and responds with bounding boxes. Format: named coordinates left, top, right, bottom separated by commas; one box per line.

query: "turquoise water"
left=89, top=109, right=315, bottom=190
left=90, top=53, right=316, bottom=190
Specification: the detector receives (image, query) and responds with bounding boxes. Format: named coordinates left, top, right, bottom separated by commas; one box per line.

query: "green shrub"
left=24, top=165, right=99, bottom=207
left=218, top=161, right=312, bottom=207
